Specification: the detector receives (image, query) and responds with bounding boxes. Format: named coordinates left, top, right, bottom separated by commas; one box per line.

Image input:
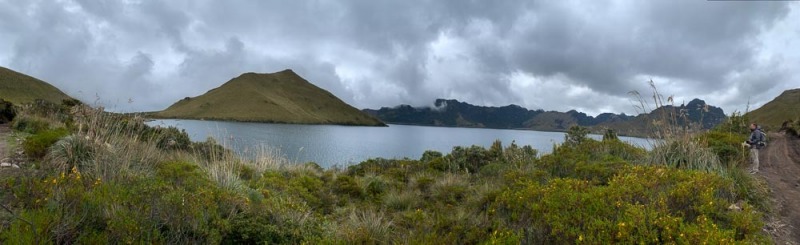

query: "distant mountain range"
left=364, top=98, right=727, bottom=136
left=154, top=69, right=385, bottom=126
left=0, top=66, right=75, bottom=105
left=747, top=88, right=800, bottom=129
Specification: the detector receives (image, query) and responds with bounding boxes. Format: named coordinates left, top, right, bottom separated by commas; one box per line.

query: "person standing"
left=746, top=123, right=766, bottom=174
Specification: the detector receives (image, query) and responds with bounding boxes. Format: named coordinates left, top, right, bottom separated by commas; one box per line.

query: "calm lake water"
left=147, top=120, right=652, bottom=168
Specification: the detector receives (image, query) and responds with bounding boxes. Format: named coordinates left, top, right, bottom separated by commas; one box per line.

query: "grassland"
left=155, top=69, right=386, bottom=126
left=0, top=97, right=774, bottom=244
left=0, top=66, right=74, bottom=105
left=747, top=88, right=800, bottom=130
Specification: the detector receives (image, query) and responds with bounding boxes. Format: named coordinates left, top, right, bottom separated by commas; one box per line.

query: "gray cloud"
left=0, top=0, right=797, bottom=115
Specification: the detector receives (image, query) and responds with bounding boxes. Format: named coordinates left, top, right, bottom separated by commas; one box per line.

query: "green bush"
left=333, top=175, right=364, bottom=199
left=492, top=165, right=768, bottom=243
left=23, top=128, right=69, bottom=158
left=0, top=98, right=15, bottom=124
left=564, top=125, right=589, bottom=147
left=12, top=115, right=51, bottom=134
left=222, top=212, right=309, bottom=244
left=699, top=131, right=747, bottom=167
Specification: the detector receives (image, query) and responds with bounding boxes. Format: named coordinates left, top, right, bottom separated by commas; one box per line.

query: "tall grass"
left=630, top=80, right=729, bottom=175
left=41, top=105, right=165, bottom=181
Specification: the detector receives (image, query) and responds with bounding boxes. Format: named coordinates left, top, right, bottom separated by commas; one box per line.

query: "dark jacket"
left=747, top=128, right=765, bottom=149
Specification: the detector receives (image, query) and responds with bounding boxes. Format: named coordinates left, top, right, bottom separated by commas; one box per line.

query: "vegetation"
left=747, top=88, right=800, bottom=130
left=0, top=66, right=74, bottom=105
left=0, top=99, right=14, bottom=124
left=155, top=69, right=386, bottom=126
left=0, top=96, right=772, bottom=244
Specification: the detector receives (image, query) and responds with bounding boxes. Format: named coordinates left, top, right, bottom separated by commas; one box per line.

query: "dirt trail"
left=760, top=133, right=800, bottom=244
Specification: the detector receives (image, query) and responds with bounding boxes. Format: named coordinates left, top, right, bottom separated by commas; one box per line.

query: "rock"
left=0, top=162, right=11, bottom=167
left=727, top=202, right=742, bottom=211
left=11, top=164, right=19, bottom=168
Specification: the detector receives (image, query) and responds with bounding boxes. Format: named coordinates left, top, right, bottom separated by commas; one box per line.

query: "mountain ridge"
left=365, top=98, right=726, bottom=136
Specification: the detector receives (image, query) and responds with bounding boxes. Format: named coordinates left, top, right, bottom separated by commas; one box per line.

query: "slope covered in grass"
left=0, top=66, right=74, bottom=105
left=747, top=88, right=800, bottom=129
left=155, top=69, right=385, bottom=126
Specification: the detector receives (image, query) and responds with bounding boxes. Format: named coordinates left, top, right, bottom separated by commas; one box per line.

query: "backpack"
left=758, top=130, right=767, bottom=147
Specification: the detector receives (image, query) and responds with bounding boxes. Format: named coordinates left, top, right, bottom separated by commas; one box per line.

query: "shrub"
left=223, top=212, right=308, bottom=244
left=0, top=98, right=15, bottom=124
left=420, top=150, right=443, bottom=163
left=447, top=145, right=492, bottom=173
left=23, top=128, right=69, bottom=158
left=698, top=131, right=747, bottom=167
left=492, top=165, right=768, bottom=243
left=12, top=115, right=51, bottom=134
left=333, top=175, right=363, bottom=199
left=603, top=128, right=619, bottom=141
left=564, top=125, right=589, bottom=147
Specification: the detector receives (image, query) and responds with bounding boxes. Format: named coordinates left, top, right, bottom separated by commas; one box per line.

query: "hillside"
left=747, top=88, right=800, bottom=129
left=155, top=69, right=385, bottom=126
left=0, top=66, right=74, bottom=105
left=366, top=98, right=725, bottom=137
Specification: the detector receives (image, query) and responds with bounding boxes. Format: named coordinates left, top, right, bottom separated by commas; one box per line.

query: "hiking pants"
left=750, top=148, right=759, bottom=171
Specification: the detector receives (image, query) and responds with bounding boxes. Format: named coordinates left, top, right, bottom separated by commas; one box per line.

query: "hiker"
left=745, top=123, right=766, bottom=174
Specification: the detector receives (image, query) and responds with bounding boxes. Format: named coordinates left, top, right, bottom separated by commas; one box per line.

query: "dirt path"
left=760, top=133, right=800, bottom=244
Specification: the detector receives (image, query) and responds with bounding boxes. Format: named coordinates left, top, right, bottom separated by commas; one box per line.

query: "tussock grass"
left=338, top=208, right=394, bottom=243
left=630, top=81, right=728, bottom=175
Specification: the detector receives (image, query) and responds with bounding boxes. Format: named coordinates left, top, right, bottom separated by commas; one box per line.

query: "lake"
left=147, top=119, right=652, bottom=168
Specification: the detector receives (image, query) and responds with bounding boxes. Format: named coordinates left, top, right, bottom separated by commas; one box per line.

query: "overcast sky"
left=1, top=0, right=798, bottom=116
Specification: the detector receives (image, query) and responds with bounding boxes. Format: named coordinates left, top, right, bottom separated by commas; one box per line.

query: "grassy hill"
left=155, top=69, right=385, bottom=126
left=747, top=88, right=800, bottom=129
left=0, top=66, right=74, bottom=105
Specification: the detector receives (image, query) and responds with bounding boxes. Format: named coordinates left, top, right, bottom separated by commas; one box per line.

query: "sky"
left=1, top=0, right=798, bottom=116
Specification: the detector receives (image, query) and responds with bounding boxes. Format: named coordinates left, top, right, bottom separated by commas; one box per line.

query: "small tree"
left=602, top=128, right=619, bottom=141
left=564, top=126, right=589, bottom=147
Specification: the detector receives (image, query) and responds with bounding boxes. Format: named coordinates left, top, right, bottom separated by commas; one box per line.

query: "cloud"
left=0, top=0, right=797, bottom=115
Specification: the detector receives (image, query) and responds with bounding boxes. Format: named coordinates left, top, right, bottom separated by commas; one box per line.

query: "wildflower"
left=579, top=235, right=583, bottom=242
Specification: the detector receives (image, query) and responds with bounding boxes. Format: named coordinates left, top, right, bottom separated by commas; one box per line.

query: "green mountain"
left=155, top=69, right=385, bottom=126
left=747, top=88, right=800, bottom=129
left=0, top=66, right=74, bottom=105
